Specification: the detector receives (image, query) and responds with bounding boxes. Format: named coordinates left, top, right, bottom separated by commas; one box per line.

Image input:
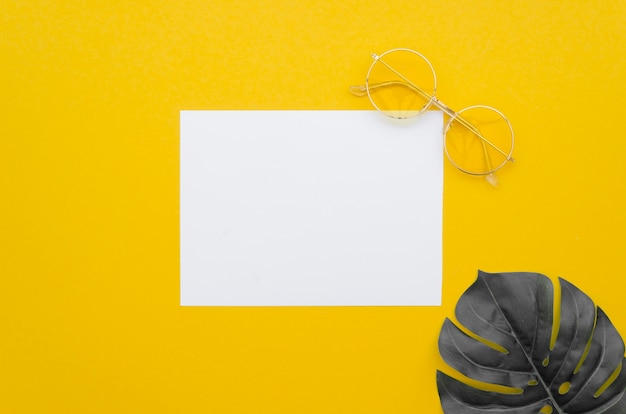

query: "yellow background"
left=2, top=1, right=625, bottom=412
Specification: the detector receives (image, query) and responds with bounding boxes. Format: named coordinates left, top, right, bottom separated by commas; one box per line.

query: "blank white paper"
left=180, top=110, right=443, bottom=306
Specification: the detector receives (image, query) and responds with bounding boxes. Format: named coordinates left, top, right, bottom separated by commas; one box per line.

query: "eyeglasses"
left=350, top=48, right=514, bottom=185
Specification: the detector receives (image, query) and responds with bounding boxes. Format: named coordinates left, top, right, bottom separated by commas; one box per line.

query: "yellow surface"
left=1, top=1, right=626, bottom=412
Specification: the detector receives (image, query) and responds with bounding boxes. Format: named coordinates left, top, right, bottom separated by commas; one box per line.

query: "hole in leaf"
left=542, top=357, right=550, bottom=367
left=539, top=405, right=553, bottom=414
left=594, top=361, right=622, bottom=398
left=441, top=369, right=523, bottom=394
left=528, top=379, right=538, bottom=386
left=559, top=381, right=571, bottom=394
left=575, top=307, right=597, bottom=374
left=453, top=320, right=509, bottom=354
left=550, top=275, right=561, bottom=350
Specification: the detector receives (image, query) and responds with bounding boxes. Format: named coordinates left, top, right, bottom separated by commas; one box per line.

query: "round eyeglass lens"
left=366, top=49, right=436, bottom=119
left=444, top=106, right=514, bottom=175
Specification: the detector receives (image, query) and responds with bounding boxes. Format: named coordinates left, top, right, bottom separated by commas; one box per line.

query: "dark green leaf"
left=437, top=271, right=626, bottom=414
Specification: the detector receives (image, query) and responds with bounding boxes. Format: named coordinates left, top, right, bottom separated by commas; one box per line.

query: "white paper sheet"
left=180, top=110, right=443, bottom=306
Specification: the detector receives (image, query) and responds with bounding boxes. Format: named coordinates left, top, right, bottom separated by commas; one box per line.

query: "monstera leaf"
left=437, top=271, right=626, bottom=414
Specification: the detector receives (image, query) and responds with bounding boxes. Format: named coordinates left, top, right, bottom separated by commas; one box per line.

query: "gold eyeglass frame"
left=350, top=48, right=515, bottom=181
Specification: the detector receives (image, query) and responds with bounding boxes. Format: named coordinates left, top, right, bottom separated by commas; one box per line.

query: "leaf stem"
left=481, top=276, right=564, bottom=414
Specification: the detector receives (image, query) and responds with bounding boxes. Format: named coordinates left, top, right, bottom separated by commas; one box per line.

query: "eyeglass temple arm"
left=351, top=59, right=514, bottom=163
